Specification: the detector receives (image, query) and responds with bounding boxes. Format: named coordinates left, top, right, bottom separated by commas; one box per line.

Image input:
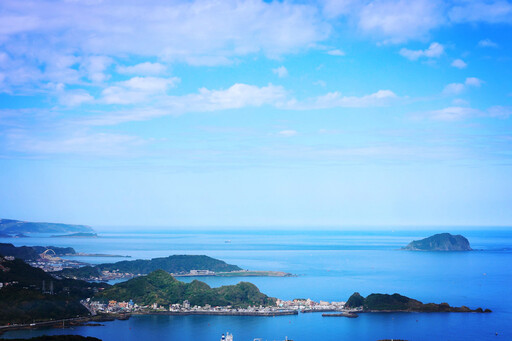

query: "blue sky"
left=1, top=0, right=512, bottom=228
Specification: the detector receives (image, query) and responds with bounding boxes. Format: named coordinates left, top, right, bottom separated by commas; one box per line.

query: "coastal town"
left=81, top=297, right=350, bottom=317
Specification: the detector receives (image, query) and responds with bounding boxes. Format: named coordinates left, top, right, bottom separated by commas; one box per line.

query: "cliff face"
left=402, top=233, right=472, bottom=251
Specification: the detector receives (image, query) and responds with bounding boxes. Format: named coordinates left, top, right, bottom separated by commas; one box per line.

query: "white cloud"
left=487, top=106, right=512, bottom=118
left=400, top=42, right=444, bottom=60
left=0, top=0, right=328, bottom=65
left=449, top=0, right=512, bottom=24
left=101, top=76, right=180, bottom=104
left=78, top=84, right=398, bottom=126
left=321, top=0, right=360, bottom=18
left=428, top=106, right=479, bottom=121
left=278, top=130, right=298, bottom=137
left=451, top=59, right=467, bottom=69
left=5, top=130, right=146, bottom=157
left=425, top=105, right=510, bottom=121
left=0, top=15, right=40, bottom=35
left=478, top=39, right=498, bottom=48
left=283, top=89, right=398, bottom=110
left=358, top=0, right=445, bottom=43
left=83, top=83, right=288, bottom=125
left=117, top=62, right=167, bottom=76
left=443, top=83, right=466, bottom=95
left=327, top=49, right=345, bottom=56
left=58, top=89, right=94, bottom=107
left=452, top=98, right=469, bottom=106
left=81, top=56, right=113, bottom=83
left=443, top=77, right=484, bottom=95
left=465, top=77, right=484, bottom=87
left=272, top=66, right=289, bottom=78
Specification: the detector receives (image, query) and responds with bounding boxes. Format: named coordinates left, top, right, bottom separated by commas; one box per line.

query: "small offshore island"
left=402, top=233, right=472, bottom=251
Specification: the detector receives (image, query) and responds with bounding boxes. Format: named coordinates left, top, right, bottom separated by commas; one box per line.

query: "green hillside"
left=57, top=255, right=242, bottom=280
left=0, top=256, right=108, bottom=324
left=95, top=270, right=276, bottom=307
left=345, top=292, right=489, bottom=313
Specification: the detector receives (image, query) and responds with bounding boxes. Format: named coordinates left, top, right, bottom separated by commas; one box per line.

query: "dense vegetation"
left=95, top=270, right=276, bottom=307
left=345, top=292, right=490, bottom=313
left=57, top=255, right=241, bottom=279
left=0, top=257, right=109, bottom=324
left=0, top=243, right=76, bottom=260
left=402, top=233, right=472, bottom=251
left=0, top=219, right=94, bottom=234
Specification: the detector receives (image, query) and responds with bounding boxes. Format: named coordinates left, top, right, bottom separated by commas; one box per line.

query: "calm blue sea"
left=1, top=229, right=512, bottom=341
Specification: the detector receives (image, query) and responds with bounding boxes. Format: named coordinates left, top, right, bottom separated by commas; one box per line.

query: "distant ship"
left=220, top=332, right=233, bottom=341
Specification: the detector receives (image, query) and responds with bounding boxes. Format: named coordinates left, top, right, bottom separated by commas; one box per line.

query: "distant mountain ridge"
left=402, top=233, right=472, bottom=251
left=0, top=219, right=94, bottom=235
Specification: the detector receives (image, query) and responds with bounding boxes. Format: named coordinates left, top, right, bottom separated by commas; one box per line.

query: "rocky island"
left=402, top=233, right=472, bottom=251
left=345, top=292, right=490, bottom=313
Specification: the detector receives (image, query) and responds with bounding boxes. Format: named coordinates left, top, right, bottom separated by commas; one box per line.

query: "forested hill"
left=0, top=256, right=108, bottom=324
left=57, top=255, right=242, bottom=279
left=344, top=292, right=490, bottom=313
left=95, top=270, right=276, bottom=307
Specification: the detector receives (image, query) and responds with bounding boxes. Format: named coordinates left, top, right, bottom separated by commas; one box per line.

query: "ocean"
left=1, top=229, right=511, bottom=340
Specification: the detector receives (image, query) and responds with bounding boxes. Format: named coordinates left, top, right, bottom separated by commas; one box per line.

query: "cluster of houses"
left=276, top=298, right=346, bottom=311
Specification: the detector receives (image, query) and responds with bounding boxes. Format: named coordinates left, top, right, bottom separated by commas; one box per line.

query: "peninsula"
left=56, top=255, right=293, bottom=281
left=0, top=219, right=95, bottom=235
left=51, top=233, right=98, bottom=238
left=402, top=233, right=472, bottom=251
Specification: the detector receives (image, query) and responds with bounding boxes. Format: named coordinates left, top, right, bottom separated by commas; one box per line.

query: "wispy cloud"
left=272, top=66, right=289, bottom=78
left=400, top=42, right=444, bottom=60
left=327, top=49, right=345, bottom=56
left=117, top=62, right=167, bottom=76
left=443, top=77, right=484, bottom=95
left=73, top=85, right=399, bottom=126
left=478, top=39, right=499, bottom=48
left=278, top=130, right=298, bottom=137
left=425, top=105, right=511, bottom=121
left=5, top=130, right=146, bottom=157
left=358, top=0, right=445, bottom=43
left=100, top=76, right=180, bottom=105
left=449, top=0, right=512, bottom=24
left=451, top=59, right=467, bottom=69
left=283, top=89, right=398, bottom=110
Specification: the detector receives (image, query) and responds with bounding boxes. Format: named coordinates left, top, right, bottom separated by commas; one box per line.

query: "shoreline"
left=144, top=310, right=298, bottom=316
